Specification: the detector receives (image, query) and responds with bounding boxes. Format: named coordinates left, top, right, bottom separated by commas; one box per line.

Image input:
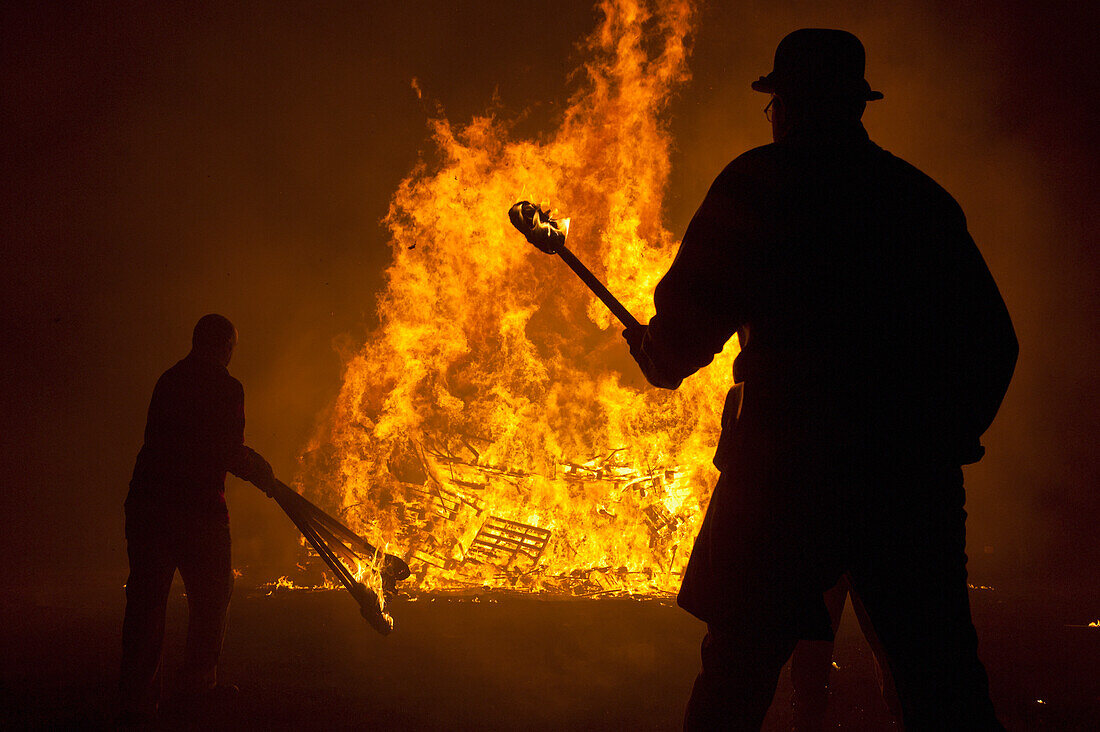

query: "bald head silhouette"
left=191, top=314, right=237, bottom=367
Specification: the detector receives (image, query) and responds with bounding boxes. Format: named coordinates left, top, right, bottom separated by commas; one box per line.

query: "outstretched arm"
left=625, top=163, right=755, bottom=388
left=230, top=446, right=276, bottom=494
left=217, top=380, right=276, bottom=492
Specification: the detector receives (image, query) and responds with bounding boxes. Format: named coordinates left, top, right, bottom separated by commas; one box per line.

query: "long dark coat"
left=633, top=121, right=1018, bottom=637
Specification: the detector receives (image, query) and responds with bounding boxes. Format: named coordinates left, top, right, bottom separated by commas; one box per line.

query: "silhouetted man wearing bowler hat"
left=119, top=314, right=275, bottom=724
left=624, top=29, right=1016, bottom=730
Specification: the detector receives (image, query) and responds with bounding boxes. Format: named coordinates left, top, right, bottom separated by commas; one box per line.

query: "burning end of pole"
left=509, top=200, right=568, bottom=254
left=353, top=582, right=394, bottom=636
left=265, top=478, right=408, bottom=635
left=510, top=200, right=640, bottom=329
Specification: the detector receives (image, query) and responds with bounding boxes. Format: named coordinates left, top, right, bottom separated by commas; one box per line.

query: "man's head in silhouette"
left=752, top=28, right=884, bottom=142
left=191, top=313, right=237, bottom=367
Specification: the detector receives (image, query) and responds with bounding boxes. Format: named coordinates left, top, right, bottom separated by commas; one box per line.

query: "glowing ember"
left=298, top=0, right=736, bottom=596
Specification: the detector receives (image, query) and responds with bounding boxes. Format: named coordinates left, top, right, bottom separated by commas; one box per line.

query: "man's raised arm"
left=626, top=161, right=758, bottom=388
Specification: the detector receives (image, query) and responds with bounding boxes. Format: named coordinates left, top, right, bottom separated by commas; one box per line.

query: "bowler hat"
left=752, top=28, right=884, bottom=101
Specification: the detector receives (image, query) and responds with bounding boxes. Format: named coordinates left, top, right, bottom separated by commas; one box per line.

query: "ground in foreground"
left=2, top=582, right=1096, bottom=729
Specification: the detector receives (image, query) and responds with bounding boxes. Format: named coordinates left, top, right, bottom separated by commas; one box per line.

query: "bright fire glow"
left=298, top=0, right=737, bottom=596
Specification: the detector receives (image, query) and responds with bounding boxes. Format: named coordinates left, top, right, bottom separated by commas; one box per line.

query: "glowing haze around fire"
left=300, top=0, right=737, bottom=595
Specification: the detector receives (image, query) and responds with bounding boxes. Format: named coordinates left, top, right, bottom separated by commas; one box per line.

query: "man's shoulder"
left=214, top=366, right=244, bottom=396
left=155, top=358, right=189, bottom=386
left=717, top=143, right=782, bottom=180
left=161, top=356, right=243, bottom=395
left=873, top=146, right=965, bottom=218
left=707, top=138, right=967, bottom=224
left=704, top=144, right=783, bottom=201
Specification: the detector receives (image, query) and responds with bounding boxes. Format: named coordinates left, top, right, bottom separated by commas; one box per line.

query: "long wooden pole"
left=265, top=479, right=401, bottom=635
left=553, top=243, right=641, bottom=329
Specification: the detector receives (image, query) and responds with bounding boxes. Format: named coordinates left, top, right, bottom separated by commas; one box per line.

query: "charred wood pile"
left=306, top=432, right=701, bottom=598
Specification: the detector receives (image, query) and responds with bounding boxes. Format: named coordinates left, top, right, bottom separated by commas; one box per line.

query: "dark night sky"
left=1, top=1, right=1096, bottom=604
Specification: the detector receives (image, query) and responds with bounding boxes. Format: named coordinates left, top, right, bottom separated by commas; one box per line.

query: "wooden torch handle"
left=554, top=244, right=641, bottom=330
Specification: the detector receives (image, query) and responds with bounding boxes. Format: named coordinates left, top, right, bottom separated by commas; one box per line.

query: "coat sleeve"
left=945, top=208, right=1018, bottom=444
left=633, top=162, right=757, bottom=389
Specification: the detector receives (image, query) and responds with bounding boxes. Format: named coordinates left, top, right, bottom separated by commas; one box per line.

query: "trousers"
left=682, top=467, right=1002, bottom=731
left=119, top=501, right=233, bottom=716
left=789, top=575, right=900, bottom=729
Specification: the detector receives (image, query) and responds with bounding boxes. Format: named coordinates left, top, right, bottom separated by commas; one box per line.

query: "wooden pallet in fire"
left=464, top=516, right=551, bottom=566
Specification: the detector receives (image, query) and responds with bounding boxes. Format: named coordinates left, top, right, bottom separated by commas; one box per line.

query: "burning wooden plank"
left=464, top=516, right=551, bottom=567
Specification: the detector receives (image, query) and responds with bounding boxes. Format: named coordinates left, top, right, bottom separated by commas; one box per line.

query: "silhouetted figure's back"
left=119, top=314, right=272, bottom=725
left=625, top=29, right=1016, bottom=730
left=636, top=118, right=1015, bottom=468
left=129, top=349, right=246, bottom=515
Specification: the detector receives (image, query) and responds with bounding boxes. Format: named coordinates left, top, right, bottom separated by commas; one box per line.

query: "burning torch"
left=508, top=201, right=640, bottom=329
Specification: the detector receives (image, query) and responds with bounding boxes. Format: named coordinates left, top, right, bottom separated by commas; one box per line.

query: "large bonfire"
left=298, top=0, right=738, bottom=596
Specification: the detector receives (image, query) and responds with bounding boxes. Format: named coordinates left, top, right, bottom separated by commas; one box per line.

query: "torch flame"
left=299, top=0, right=737, bottom=596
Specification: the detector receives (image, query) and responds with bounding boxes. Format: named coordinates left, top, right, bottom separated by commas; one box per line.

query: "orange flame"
left=300, top=0, right=737, bottom=596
